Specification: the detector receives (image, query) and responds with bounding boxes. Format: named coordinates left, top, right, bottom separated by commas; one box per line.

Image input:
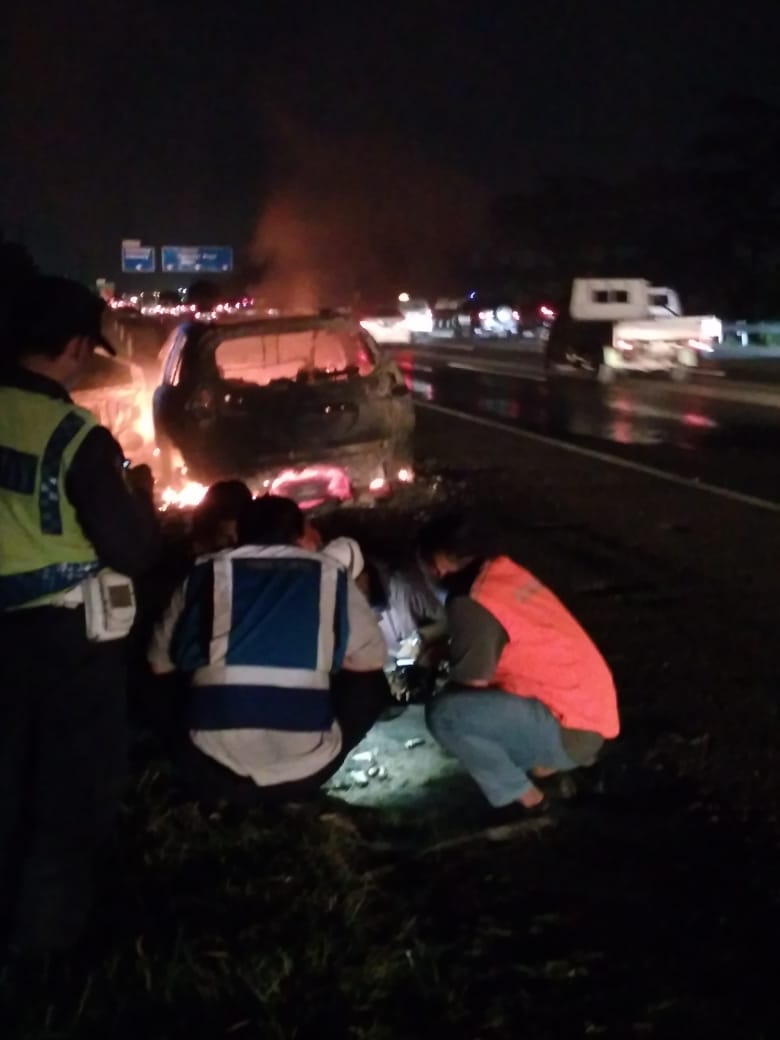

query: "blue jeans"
left=426, top=687, right=578, bottom=807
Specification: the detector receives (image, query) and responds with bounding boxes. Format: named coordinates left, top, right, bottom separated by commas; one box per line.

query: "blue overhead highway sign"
left=121, top=243, right=156, bottom=273
left=161, top=245, right=233, bottom=273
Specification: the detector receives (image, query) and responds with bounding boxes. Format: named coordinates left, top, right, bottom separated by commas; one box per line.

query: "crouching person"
left=419, top=515, right=620, bottom=820
left=148, top=496, right=390, bottom=805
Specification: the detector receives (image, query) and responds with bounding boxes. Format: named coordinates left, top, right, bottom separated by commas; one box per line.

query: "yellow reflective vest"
left=0, top=385, right=100, bottom=609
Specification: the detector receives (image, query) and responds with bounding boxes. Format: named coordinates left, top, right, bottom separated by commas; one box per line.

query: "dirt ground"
left=2, top=405, right=779, bottom=1039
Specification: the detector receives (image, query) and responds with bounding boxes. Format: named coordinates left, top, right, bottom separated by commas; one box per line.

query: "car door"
left=152, top=328, right=189, bottom=441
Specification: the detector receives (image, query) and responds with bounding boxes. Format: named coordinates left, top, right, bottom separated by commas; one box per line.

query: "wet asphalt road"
left=389, top=343, right=780, bottom=506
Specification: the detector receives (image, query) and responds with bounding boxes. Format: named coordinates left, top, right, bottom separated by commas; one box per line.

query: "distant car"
left=453, top=299, right=521, bottom=339
left=358, top=307, right=412, bottom=344
left=153, top=313, right=415, bottom=506
left=431, top=298, right=462, bottom=336
left=71, top=352, right=155, bottom=466
left=398, top=298, right=434, bottom=337
left=431, top=297, right=521, bottom=340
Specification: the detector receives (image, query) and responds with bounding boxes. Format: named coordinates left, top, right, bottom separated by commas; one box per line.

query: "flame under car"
left=71, top=352, right=155, bottom=466
left=152, top=314, right=415, bottom=505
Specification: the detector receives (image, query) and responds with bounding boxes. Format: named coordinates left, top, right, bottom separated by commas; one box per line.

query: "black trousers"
left=0, top=607, right=127, bottom=953
left=176, top=669, right=393, bottom=807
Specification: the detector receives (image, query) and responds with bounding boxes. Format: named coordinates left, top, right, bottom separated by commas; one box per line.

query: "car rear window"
left=215, top=329, right=375, bottom=385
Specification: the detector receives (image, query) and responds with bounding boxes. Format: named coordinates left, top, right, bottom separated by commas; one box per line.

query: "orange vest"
left=470, top=556, right=619, bottom=738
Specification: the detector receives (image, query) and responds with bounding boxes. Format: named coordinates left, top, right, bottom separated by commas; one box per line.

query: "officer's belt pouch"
left=83, top=570, right=137, bottom=642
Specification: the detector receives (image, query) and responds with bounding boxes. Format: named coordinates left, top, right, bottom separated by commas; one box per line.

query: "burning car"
left=153, top=313, right=415, bottom=506
left=71, top=351, right=155, bottom=466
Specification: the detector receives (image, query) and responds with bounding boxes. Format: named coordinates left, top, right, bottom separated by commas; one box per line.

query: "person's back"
left=150, top=496, right=389, bottom=802
left=377, top=559, right=444, bottom=658
left=469, top=555, right=618, bottom=737
left=171, top=542, right=351, bottom=784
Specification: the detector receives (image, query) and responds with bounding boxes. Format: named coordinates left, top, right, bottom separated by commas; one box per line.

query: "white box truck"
left=548, top=278, right=721, bottom=381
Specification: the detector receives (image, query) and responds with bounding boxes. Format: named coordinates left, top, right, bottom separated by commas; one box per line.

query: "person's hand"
left=125, top=463, right=155, bottom=499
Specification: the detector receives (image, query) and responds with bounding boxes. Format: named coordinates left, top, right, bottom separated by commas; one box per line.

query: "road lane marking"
left=446, top=361, right=546, bottom=381
left=418, top=401, right=780, bottom=514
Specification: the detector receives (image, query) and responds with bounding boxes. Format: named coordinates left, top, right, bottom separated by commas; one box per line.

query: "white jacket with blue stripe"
left=149, top=545, right=386, bottom=785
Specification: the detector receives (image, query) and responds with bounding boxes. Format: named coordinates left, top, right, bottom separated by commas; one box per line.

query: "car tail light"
left=271, top=465, right=352, bottom=508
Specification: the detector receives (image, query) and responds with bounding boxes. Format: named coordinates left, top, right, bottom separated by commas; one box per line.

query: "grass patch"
left=2, top=744, right=778, bottom=1039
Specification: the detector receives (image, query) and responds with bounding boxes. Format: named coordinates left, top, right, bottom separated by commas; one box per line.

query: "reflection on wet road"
left=393, top=352, right=780, bottom=504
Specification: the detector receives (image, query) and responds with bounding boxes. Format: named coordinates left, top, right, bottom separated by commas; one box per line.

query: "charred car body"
left=153, top=313, right=415, bottom=505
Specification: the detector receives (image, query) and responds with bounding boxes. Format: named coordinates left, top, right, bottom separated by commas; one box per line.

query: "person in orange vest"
left=418, top=513, right=619, bottom=820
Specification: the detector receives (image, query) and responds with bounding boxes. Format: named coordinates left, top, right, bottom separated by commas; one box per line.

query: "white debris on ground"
left=326, top=705, right=461, bottom=807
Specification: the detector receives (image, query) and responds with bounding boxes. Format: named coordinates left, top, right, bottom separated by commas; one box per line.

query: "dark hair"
left=192, top=480, right=253, bottom=543
left=238, top=495, right=305, bottom=546
left=195, top=480, right=252, bottom=521
left=5, top=275, right=111, bottom=360
left=417, top=511, right=484, bottom=564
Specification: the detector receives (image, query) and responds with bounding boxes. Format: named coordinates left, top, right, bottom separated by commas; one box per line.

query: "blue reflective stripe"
left=0, top=560, right=100, bottom=610
left=170, top=562, right=214, bottom=671
left=188, top=684, right=334, bottom=732
left=39, top=412, right=86, bottom=535
left=228, top=558, right=322, bottom=669
left=0, top=445, right=37, bottom=495
left=332, top=568, right=349, bottom=669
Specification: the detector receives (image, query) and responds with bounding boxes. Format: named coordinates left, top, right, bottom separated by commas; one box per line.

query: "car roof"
left=181, top=312, right=362, bottom=340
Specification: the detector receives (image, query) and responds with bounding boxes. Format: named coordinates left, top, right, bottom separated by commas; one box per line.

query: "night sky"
left=2, top=0, right=779, bottom=284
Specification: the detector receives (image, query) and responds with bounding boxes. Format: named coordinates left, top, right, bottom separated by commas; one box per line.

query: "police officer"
left=0, top=276, right=160, bottom=955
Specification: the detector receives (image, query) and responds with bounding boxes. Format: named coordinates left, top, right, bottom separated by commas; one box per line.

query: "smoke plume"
left=251, top=116, right=486, bottom=311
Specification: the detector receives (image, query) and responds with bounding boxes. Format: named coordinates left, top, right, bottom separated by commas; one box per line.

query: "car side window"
left=162, top=332, right=186, bottom=386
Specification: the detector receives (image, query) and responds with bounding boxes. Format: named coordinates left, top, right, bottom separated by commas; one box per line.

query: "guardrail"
left=719, top=322, right=780, bottom=354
